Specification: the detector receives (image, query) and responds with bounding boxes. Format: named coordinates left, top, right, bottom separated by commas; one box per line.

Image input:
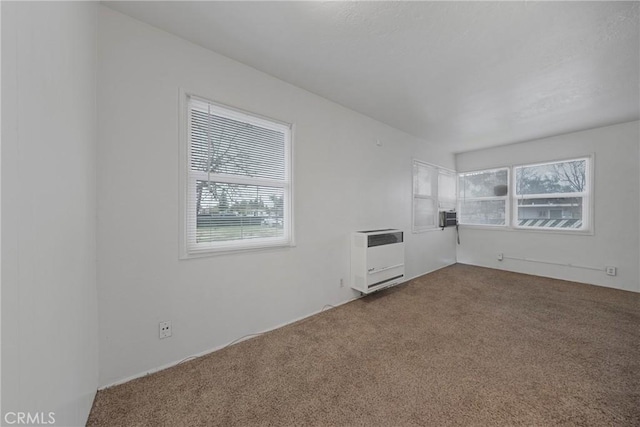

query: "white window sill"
left=459, top=224, right=593, bottom=236
left=412, top=227, right=456, bottom=234
left=181, top=241, right=295, bottom=259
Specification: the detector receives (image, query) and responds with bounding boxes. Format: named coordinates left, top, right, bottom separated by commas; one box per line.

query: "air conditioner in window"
left=439, top=210, right=457, bottom=228
left=351, top=229, right=405, bottom=294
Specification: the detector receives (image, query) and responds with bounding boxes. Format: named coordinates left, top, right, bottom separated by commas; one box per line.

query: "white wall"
left=1, top=1, right=4, bottom=419
left=1, top=2, right=98, bottom=426
left=456, top=121, right=640, bottom=293
left=97, top=7, right=456, bottom=387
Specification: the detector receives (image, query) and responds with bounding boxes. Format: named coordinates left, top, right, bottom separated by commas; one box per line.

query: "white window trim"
left=457, top=167, right=510, bottom=228
left=179, top=89, right=295, bottom=258
left=457, top=155, right=594, bottom=235
left=412, top=159, right=457, bottom=233
left=511, top=156, right=593, bottom=234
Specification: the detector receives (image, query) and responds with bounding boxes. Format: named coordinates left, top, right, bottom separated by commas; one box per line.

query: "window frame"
left=511, top=156, right=592, bottom=233
left=412, top=159, right=457, bottom=233
left=457, top=155, right=594, bottom=234
left=457, top=167, right=510, bottom=228
left=179, top=90, right=295, bottom=258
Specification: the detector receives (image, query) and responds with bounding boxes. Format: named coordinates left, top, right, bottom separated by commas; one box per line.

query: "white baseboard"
left=99, top=261, right=458, bottom=390
left=99, top=294, right=363, bottom=390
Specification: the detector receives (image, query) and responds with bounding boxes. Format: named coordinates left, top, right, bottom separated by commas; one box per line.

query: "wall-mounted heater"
left=351, top=229, right=405, bottom=294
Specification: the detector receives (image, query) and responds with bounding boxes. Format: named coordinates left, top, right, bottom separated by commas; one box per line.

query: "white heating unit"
left=351, top=229, right=405, bottom=294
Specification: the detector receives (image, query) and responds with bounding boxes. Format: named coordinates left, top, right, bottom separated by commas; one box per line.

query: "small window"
left=183, top=95, right=293, bottom=255
left=412, top=160, right=456, bottom=232
left=514, top=157, right=590, bottom=231
left=458, top=168, right=509, bottom=226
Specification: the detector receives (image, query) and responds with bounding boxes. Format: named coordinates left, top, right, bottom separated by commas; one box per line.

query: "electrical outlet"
left=605, top=266, right=617, bottom=276
left=497, top=253, right=503, bottom=261
left=159, top=321, right=172, bottom=339
left=340, top=278, right=344, bottom=288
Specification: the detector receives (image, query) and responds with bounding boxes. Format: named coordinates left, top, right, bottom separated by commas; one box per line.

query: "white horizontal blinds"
left=514, top=158, right=588, bottom=230
left=189, top=98, right=286, bottom=181
left=187, top=96, right=291, bottom=252
left=414, top=161, right=435, bottom=197
left=195, top=182, right=285, bottom=243
left=438, top=170, right=456, bottom=210
left=458, top=168, right=509, bottom=226
left=413, top=161, right=437, bottom=231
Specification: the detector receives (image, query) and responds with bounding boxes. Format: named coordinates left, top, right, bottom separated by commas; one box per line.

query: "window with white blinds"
left=184, top=95, right=293, bottom=255
left=413, top=161, right=437, bottom=232
left=438, top=169, right=457, bottom=211
left=412, top=160, right=457, bottom=232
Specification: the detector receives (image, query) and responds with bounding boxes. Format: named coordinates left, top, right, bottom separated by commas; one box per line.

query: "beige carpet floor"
left=88, top=264, right=640, bottom=426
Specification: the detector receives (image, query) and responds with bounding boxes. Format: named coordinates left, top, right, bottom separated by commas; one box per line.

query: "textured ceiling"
left=105, top=1, right=640, bottom=153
